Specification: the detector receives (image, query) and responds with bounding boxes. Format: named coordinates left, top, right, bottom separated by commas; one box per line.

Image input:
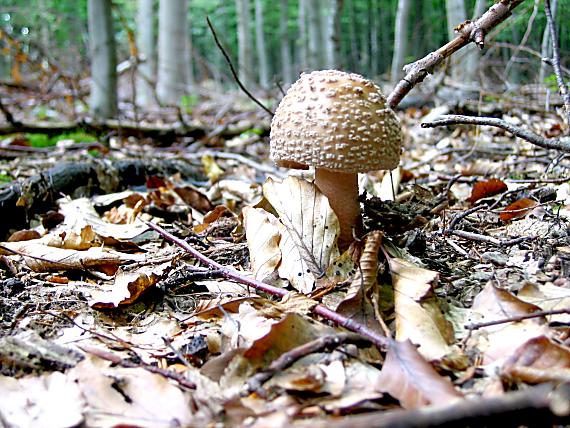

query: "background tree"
left=279, top=0, right=293, bottom=86
left=235, top=0, right=254, bottom=88
left=156, top=0, right=191, bottom=105
left=390, top=0, right=411, bottom=83
left=136, top=0, right=155, bottom=107
left=87, top=0, right=117, bottom=119
left=254, top=0, right=269, bottom=89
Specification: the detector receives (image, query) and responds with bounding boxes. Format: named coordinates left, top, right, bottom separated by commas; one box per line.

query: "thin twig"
left=206, top=16, right=273, bottom=117
left=446, top=229, right=532, bottom=246
left=422, top=114, right=570, bottom=152
left=244, top=332, right=371, bottom=396
left=143, top=220, right=393, bottom=351
left=466, top=308, right=570, bottom=330
left=446, top=205, right=487, bottom=233
left=544, top=0, right=570, bottom=126
left=387, top=0, right=524, bottom=108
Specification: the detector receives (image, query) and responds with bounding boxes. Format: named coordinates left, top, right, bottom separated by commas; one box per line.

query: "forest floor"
left=0, top=83, right=569, bottom=427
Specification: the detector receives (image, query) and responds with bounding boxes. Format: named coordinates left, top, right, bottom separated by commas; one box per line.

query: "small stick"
left=206, top=16, right=273, bottom=117
left=243, top=332, right=371, bottom=395
left=447, top=229, right=531, bottom=246
left=422, top=114, right=570, bottom=152
left=144, top=221, right=393, bottom=350
left=466, top=308, right=570, bottom=330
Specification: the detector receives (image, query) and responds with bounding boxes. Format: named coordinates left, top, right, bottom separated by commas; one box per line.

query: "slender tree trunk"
left=307, top=0, right=323, bottom=70
left=157, top=0, right=191, bottom=105
left=347, top=0, right=359, bottom=70
left=87, top=0, right=117, bottom=119
left=323, top=0, right=344, bottom=69
left=446, top=0, right=470, bottom=81
left=254, top=0, right=269, bottom=88
left=390, top=0, right=411, bottom=82
left=235, top=0, right=254, bottom=88
left=279, top=0, right=293, bottom=85
left=136, top=0, right=155, bottom=107
left=370, top=0, right=379, bottom=76
left=297, top=0, right=308, bottom=72
left=539, top=0, right=558, bottom=82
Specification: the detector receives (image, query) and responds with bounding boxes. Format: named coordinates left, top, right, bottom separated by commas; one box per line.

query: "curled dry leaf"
left=90, top=262, right=171, bottom=308
left=243, top=206, right=281, bottom=282
left=375, top=340, right=463, bottom=409
left=252, top=177, right=339, bottom=293
left=0, top=241, right=127, bottom=274
left=466, top=178, right=508, bottom=204
left=499, top=198, right=538, bottom=222
left=389, top=257, right=457, bottom=363
left=502, top=336, right=570, bottom=384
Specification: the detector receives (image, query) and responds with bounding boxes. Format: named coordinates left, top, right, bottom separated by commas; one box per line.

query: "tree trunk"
left=307, top=0, right=324, bottom=70
left=297, top=0, right=308, bottom=72
left=323, top=0, right=343, bottom=69
left=156, top=0, right=191, bottom=105
left=390, top=0, right=411, bottom=82
left=254, top=0, right=270, bottom=89
left=136, top=0, right=155, bottom=107
left=539, top=0, right=558, bottom=83
left=370, top=0, right=379, bottom=77
left=279, top=0, right=293, bottom=85
left=445, top=0, right=468, bottom=81
left=87, top=0, right=117, bottom=119
left=347, top=0, right=359, bottom=71
left=235, top=0, right=254, bottom=88
left=462, top=0, right=487, bottom=84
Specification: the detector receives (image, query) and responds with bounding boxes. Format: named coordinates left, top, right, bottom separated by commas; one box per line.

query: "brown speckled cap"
left=270, top=70, right=402, bottom=173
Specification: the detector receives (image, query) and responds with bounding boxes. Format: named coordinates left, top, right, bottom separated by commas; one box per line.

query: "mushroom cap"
left=270, top=70, right=402, bottom=173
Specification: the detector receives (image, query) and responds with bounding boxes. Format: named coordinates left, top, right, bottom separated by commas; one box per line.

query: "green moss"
left=0, top=173, right=13, bottom=183
left=25, top=132, right=98, bottom=148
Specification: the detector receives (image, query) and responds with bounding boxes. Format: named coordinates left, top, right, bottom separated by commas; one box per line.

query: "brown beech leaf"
left=502, top=336, right=570, bottom=384
left=375, top=340, right=462, bottom=409
left=499, top=198, right=538, bottom=222
left=466, top=178, right=507, bottom=204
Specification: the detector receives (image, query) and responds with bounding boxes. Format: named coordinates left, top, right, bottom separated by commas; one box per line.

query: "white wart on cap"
left=270, top=69, right=402, bottom=173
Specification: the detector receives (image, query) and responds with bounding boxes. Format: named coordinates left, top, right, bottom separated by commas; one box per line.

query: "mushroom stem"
left=315, top=168, right=362, bottom=251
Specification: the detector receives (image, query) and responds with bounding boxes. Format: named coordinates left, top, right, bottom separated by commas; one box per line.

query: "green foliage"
left=25, top=132, right=97, bottom=148
left=0, top=173, right=13, bottom=183
left=180, top=94, right=200, bottom=113
left=543, top=74, right=559, bottom=92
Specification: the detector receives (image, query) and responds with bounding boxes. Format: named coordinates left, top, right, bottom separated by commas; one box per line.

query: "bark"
left=254, top=0, right=270, bottom=89
left=445, top=0, right=468, bottom=81
left=370, top=0, right=379, bottom=76
left=156, top=0, right=191, bottom=105
left=279, top=0, right=293, bottom=85
left=539, top=0, right=558, bottom=82
left=347, top=0, right=359, bottom=70
left=87, top=0, right=117, bottom=119
left=136, top=0, right=155, bottom=107
left=307, top=0, right=324, bottom=70
left=297, top=0, right=308, bottom=72
left=235, top=0, right=254, bottom=88
left=390, top=0, right=411, bottom=82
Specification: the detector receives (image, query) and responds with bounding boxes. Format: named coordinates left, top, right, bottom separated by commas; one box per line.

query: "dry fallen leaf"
left=258, top=177, right=340, bottom=293
left=499, top=198, right=538, bottom=222
left=243, top=206, right=282, bottom=282
left=375, top=340, right=463, bottom=409
left=389, top=257, right=457, bottom=362
left=467, top=178, right=508, bottom=204
left=502, top=335, right=570, bottom=384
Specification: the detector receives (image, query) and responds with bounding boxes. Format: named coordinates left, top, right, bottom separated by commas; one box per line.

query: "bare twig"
left=421, top=114, right=570, bottom=152
left=544, top=0, right=570, bottom=127
left=387, top=0, right=524, bottom=108
left=144, top=221, right=393, bottom=351
left=244, top=332, right=371, bottom=395
left=466, top=308, right=570, bottom=330
left=0, top=96, right=21, bottom=127
left=79, top=345, right=196, bottom=389
left=446, top=229, right=532, bottom=246
left=206, top=17, right=273, bottom=117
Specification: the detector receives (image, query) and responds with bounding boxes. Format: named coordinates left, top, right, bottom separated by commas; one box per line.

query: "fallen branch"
left=144, top=221, right=393, bottom=351
left=421, top=114, right=570, bottom=152
left=387, top=0, right=524, bottom=109
left=466, top=308, right=570, bottom=330
left=291, top=382, right=570, bottom=428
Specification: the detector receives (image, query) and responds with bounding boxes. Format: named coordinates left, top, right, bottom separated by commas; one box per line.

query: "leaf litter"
left=0, top=98, right=569, bottom=426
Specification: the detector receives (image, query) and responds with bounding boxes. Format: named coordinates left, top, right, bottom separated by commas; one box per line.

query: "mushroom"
left=270, top=70, right=403, bottom=250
